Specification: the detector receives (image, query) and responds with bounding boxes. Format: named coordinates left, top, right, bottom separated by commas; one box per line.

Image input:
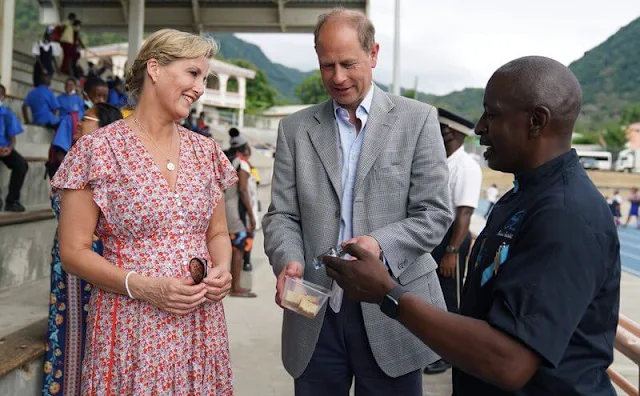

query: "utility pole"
left=391, top=0, right=401, bottom=95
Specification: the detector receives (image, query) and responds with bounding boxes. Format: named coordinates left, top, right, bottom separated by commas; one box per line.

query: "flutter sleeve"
left=50, top=133, right=112, bottom=212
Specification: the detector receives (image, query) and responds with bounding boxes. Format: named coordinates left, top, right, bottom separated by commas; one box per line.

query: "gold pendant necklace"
left=133, top=116, right=176, bottom=171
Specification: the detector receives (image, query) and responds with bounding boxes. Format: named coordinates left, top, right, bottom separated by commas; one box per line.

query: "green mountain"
left=569, top=16, right=640, bottom=130
left=211, top=34, right=312, bottom=103
left=418, top=88, right=485, bottom=123
left=402, top=16, right=640, bottom=128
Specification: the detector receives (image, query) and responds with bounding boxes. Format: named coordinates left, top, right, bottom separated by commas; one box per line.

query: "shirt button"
left=177, top=201, right=182, bottom=207
left=180, top=230, right=184, bottom=235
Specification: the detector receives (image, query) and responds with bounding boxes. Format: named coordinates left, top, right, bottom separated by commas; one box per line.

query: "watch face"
left=380, top=295, right=398, bottom=318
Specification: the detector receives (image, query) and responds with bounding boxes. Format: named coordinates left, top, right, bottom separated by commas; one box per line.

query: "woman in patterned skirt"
left=43, top=103, right=123, bottom=396
left=52, top=29, right=237, bottom=394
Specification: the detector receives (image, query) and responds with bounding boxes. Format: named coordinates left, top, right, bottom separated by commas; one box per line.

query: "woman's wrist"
left=127, top=272, right=150, bottom=300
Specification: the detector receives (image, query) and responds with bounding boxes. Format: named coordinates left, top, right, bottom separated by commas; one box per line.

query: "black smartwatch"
left=380, top=285, right=408, bottom=319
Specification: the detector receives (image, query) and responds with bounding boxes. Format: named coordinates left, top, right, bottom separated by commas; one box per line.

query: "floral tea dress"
left=51, top=120, right=238, bottom=395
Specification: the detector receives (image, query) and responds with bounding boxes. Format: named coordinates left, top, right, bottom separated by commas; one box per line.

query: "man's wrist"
left=380, top=284, right=408, bottom=319
left=445, top=245, right=459, bottom=254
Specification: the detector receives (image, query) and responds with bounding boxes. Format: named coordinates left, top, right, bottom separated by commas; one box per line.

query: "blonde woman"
left=53, top=29, right=236, bottom=394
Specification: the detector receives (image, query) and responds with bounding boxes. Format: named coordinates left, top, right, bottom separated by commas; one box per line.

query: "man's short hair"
left=314, top=8, right=376, bottom=52
left=0, top=84, right=6, bottom=97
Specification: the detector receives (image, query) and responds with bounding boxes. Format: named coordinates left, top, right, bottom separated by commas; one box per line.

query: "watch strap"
left=380, top=285, right=408, bottom=319
left=387, top=285, right=408, bottom=303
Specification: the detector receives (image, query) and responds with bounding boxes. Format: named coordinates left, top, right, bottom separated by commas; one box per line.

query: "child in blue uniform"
left=0, top=84, right=28, bottom=212
left=23, top=74, right=60, bottom=128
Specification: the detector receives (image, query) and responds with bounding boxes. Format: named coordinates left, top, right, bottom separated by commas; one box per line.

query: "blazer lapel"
left=354, top=88, right=398, bottom=197
left=307, top=100, right=342, bottom=200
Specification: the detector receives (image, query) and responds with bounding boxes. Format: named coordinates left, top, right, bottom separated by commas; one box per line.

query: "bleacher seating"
left=0, top=40, right=59, bottom=396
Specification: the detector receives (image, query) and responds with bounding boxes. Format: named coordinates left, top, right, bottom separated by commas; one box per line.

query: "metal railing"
left=608, top=314, right=640, bottom=395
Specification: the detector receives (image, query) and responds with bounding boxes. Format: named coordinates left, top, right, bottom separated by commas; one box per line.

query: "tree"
left=621, top=103, right=640, bottom=126
left=295, top=71, right=330, bottom=104
left=402, top=89, right=418, bottom=99
left=228, top=59, right=278, bottom=114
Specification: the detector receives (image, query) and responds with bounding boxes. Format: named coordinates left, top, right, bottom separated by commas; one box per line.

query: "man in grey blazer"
left=262, top=8, right=452, bottom=396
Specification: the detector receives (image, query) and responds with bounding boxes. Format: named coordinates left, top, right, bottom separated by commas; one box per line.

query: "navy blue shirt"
left=454, top=150, right=620, bottom=395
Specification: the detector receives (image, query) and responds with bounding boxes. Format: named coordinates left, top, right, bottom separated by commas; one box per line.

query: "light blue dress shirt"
left=335, top=85, right=374, bottom=245
left=330, top=85, right=374, bottom=312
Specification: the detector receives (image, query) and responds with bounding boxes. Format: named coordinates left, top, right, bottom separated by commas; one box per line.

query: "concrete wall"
left=0, top=162, right=51, bottom=208
left=0, top=359, right=43, bottom=396
left=0, top=218, right=54, bottom=291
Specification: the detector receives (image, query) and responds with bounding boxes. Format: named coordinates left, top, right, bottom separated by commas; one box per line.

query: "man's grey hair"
left=314, top=7, right=376, bottom=52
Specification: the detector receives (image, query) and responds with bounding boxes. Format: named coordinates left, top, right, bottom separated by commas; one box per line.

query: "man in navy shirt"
left=324, top=56, right=620, bottom=395
left=0, top=85, right=29, bottom=212
left=23, top=74, right=60, bottom=128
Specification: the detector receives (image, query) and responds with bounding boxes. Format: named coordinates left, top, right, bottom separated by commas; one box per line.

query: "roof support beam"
left=120, top=0, right=129, bottom=22
left=276, top=0, right=289, bottom=33
left=191, top=0, right=202, bottom=33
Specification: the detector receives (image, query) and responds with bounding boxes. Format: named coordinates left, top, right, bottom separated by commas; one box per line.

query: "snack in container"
left=281, top=276, right=330, bottom=319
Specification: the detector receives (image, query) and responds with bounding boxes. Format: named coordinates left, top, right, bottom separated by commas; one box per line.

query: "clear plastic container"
left=281, top=276, right=330, bottom=319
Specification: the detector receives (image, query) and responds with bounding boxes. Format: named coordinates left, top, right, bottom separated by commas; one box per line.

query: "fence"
left=608, top=314, right=640, bottom=395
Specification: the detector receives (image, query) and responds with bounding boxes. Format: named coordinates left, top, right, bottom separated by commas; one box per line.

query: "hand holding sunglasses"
left=189, top=257, right=232, bottom=301
left=189, top=258, right=208, bottom=284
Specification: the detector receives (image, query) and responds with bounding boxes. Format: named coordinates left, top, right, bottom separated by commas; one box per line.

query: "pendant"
left=167, top=162, right=176, bottom=171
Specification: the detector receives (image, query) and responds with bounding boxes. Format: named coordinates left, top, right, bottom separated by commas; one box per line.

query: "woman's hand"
left=132, top=275, right=208, bottom=315
left=202, top=265, right=232, bottom=302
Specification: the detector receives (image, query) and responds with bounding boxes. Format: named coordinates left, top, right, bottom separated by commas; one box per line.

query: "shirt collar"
left=333, top=83, right=375, bottom=119
left=514, top=149, right=578, bottom=192
left=447, top=146, right=466, bottom=163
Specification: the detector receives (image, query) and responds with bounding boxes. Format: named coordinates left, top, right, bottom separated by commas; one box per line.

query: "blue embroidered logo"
left=497, top=210, right=525, bottom=239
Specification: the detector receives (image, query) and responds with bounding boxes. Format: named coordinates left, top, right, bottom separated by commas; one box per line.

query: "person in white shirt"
left=424, top=108, right=483, bottom=374
left=485, top=184, right=499, bottom=218
left=32, top=29, right=61, bottom=87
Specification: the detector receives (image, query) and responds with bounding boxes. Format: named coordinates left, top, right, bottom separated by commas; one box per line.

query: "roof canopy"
left=38, top=0, right=369, bottom=33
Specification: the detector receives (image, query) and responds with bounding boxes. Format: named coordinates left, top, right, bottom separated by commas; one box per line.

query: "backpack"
left=50, top=25, right=65, bottom=42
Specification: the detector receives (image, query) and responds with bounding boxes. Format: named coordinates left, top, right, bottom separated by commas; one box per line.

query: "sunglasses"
left=188, top=257, right=208, bottom=284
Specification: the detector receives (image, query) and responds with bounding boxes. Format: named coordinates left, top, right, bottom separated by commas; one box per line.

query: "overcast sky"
left=236, top=0, right=639, bottom=95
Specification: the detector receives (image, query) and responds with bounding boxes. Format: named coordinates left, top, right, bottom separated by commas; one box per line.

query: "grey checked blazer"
left=262, top=85, right=453, bottom=379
